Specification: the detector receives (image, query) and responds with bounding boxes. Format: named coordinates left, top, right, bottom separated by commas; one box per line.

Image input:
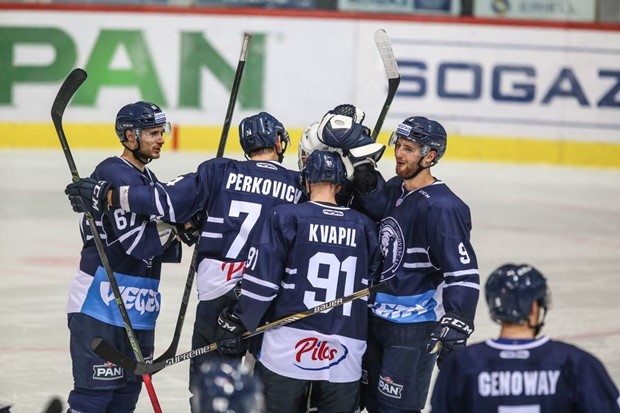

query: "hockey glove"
left=215, top=308, right=248, bottom=356
left=352, top=163, right=380, bottom=195
left=156, top=221, right=179, bottom=250
left=426, top=313, right=474, bottom=368
left=65, top=178, right=113, bottom=214
left=174, top=223, right=199, bottom=247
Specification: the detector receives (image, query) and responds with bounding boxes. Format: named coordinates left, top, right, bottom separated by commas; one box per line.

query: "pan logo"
left=492, top=0, right=510, bottom=14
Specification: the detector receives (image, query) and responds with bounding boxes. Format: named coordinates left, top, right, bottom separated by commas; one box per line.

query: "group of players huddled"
left=63, top=102, right=620, bottom=413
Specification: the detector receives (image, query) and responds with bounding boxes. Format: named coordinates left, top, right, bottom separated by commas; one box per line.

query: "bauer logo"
left=293, top=337, right=349, bottom=371
left=378, top=375, right=403, bottom=399
left=93, top=361, right=124, bottom=380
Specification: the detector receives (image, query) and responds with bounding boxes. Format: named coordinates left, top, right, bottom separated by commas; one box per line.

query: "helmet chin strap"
left=122, top=129, right=152, bottom=165
left=403, top=158, right=430, bottom=181
left=528, top=306, right=547, bottom=337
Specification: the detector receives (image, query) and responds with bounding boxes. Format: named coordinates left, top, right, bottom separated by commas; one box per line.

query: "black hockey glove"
left=175, top=223, right=199, bottom=246
left=352, top=163, right=379, bottom=195
left=425, top=313, right=474, bottom=368
left=65, top=178, right=113, bottom=214
left=176, top=213, right=204, bottom=246
left=215, top=308, right=248, bottom=356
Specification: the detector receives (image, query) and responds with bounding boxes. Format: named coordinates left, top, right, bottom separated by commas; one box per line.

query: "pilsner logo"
left=93, top=361, right=124, bottom=380
left=378, top=375, right=403, bottom=399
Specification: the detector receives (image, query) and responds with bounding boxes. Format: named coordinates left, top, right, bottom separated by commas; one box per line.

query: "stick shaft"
left=94, top=282, right=388, bottom=375
left=372, top=29, right=401, bottom=141
left=216, top=32, right=252, bottom=158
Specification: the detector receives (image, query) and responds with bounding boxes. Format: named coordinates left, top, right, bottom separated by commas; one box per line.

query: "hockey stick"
left=216, top=32, right=252, bottom=158
left=52, top=68, right=162, bottom=413
left=371, top=29, right=401, bottom=141
left=152, top=32, right=253, bottom=365
left=93, top=281, right=388, bottom=375
left=42, top=397, right=63, bottom=413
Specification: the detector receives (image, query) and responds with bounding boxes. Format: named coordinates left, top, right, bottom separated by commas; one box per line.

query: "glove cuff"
left=441, top=313, right=474, bottom=336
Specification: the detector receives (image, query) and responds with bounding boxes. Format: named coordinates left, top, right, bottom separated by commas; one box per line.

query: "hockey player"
left=65, top=112, right=303, bottom=412
left=63, top=101, right=182, bottom=412
left=191, top=361, right=264, bottom=413
left=321, top=115, right=480, bottom=413
left=215, top=150, right=382, bottom=413
left=430, top=263, right=620, bottom=413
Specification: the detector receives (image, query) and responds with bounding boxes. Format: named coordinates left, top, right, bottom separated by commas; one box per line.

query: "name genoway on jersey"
left=226, top=173, right=302, bottom=203
left=309, top=224, right=357, bottom=247
left=478, top=370, right=561, bottom=397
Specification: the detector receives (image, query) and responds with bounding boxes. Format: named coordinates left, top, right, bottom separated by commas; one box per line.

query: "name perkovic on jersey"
left=356, top=177, right=479, bottom=324
left=430, top=336, right=620, bottom=413
left=68, top=157, right=181, bottom=330
left=235, top=201, right=382, bottom=383
left=119, top=158, right=304, bottom=300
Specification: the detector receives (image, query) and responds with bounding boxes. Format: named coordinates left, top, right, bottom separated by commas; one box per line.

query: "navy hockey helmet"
left=238, top=112, right=290, bottom=156
left=389, top=116, right=447, bottom=164
left=190, top=361, right=264, bottom=413
left=302, top=150, right=347, bottom=187
left=485, top=263, right=550, bottom=325
left=115, top=101, right=170, bottom=142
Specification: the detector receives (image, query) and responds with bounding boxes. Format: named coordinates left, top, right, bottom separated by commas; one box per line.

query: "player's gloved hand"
left=425, top=313, right=474, bottom=368
left=353, top=163, right=380, bottom=195
left=215, top=308, right=248, bottom=356
left=65, top=178, right=113, bottom=214
left=156, top=221, right=179, bottom=249
left=175, top=223, right=199, bottom=246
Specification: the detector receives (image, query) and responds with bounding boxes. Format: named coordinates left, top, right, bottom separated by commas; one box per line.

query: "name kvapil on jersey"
left=309, top=224, right=357, bottom=247
left=226, top=173, right=302, bottom=203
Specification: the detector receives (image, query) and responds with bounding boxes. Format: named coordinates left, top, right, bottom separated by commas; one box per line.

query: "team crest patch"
left=379, top=217, right=404, bottom=276
left=93, top=361, right=124, bottom=380
left=378, top=375, right=403, bottom=399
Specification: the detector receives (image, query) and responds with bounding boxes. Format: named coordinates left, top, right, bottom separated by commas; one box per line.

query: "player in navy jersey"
left=215, top=150, right=382, bottom=413
left=320, top=115, right=480, bottom=413
left=431, top=263, right=620, bottom=413
left=66, top=112, right=303, bottom=412
left=63, top=101, right=182, bottom=413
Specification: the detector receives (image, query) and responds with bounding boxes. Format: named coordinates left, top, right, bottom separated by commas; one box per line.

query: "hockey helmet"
left=238, top=112, right=289, bottom=156
left=485, top=263, right=551, bottom=325
left=389, top=116, right=447, bottom=164
left=190, top=361, right=264, bottom=413
left=115, top=101, right=170, bottom=142
left=302, top=150, right=347, bottom=187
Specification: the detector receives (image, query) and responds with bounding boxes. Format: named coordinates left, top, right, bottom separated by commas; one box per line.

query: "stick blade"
left=51, top=68, right=87, bottom=122
left=42, top=397, right=63, bottom=413
left=374, top=29, right=400, bottom=80
left=91, top=337, right=139, bottom=373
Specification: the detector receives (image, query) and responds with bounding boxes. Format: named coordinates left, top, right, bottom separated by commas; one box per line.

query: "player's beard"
left=395, top=161, right=417, bottom=179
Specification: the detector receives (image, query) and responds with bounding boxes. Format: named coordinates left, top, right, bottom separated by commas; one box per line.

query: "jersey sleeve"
left=364, top=217, right=383, bottom=285
left=427, top=200, right=480, bottom=320
left=430, top=351, right=469, bottom=412
left=122, top=160, right=222, bottom=223
left=350, top=171, right=389, bottom=221
left=234, top=208, right=293, bottom=332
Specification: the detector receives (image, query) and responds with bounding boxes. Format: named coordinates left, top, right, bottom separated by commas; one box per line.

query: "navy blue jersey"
left=235, top=201, right=382, bottom=381
left=356, top=176, right=479, bottom=323
left=68, top=156, right=179, bottom=330
left=121, top=158, right=304, bottom=299
left=430, top=337, right=620, bottom=413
